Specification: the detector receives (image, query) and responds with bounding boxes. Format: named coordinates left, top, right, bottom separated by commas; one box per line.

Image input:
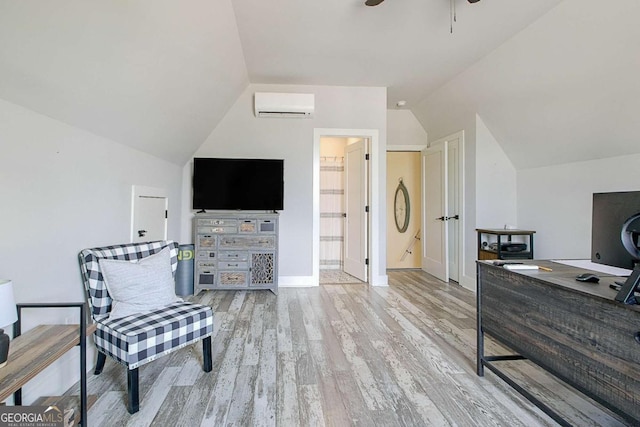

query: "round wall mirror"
left=394, top=179, right=410, bottom=233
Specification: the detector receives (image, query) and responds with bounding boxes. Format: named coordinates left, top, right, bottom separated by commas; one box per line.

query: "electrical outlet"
left=64, top=317, right=73, bottom=325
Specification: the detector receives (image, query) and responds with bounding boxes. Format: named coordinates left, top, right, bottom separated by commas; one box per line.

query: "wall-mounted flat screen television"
left=193, top=157, right=284, bottom=211
left=591, top=191, right=640, bottom=270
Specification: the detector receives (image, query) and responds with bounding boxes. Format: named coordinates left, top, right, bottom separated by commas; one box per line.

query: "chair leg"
left=127, top=368, right=139, bottom=414
left=203, top=336, right=212, bottom=372
left=94, top=352, right=107, bottom=375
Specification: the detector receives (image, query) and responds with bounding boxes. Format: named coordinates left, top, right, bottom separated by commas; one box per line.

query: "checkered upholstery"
left=78, top=241, right=213, bottom=369
left=94, top=301, right=212, bottom=369
left=79, top=241, right=179, bottom=321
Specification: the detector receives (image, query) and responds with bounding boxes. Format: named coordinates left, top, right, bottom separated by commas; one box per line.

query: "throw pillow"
left=98, top=246, right=179, bottom=320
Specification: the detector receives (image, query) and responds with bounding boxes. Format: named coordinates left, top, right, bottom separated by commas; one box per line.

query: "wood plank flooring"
left=71, top=270, right=629, bottom=426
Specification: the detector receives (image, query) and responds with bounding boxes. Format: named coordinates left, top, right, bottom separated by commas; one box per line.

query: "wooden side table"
left=0, top=303, right=96, bottom=426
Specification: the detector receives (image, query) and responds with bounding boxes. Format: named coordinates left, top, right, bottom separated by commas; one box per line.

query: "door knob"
left=436, top=216, right=446, bottom=221
left=446, top=215, right=460, bottom=220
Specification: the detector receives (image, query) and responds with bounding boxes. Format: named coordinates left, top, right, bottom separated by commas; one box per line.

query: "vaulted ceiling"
left=232, top=0, right=562, bottom=108
left=3, top=0, right=635, bottom=168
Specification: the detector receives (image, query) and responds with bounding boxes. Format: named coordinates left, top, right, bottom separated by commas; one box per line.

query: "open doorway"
left=313, top=128, right=383, bottom=287
left=319, top=137, right=366, bottom=284
left=386, top=151, right=422, bottom=269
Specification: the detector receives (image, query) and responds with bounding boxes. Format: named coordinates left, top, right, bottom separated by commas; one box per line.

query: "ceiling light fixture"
left=366, top=0, right=480, bottom=8
left=366, top=0, right=480, bottom=34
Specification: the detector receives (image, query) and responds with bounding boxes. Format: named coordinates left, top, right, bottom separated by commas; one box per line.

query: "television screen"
left=591, top=191, right=640, bottom=270
left=193, top=158, right=284, bottom=211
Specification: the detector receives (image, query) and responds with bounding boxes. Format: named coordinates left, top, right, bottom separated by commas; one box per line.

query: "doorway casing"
left=313, top=128, right=388, bottom=287
left=421, top=130, right=466, bottom=286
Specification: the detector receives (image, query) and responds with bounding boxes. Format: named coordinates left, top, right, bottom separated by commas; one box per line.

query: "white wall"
left=387, top=109, right=428, bottom=149
left=475, top=115, right=517, bottom=229
left=0, top=98, right=183, bottom=403
left=180, top=83, right=387, bottom=285
left=518, top=153, right=640, bottom=260
left=410, top=0, right=640, bottom=171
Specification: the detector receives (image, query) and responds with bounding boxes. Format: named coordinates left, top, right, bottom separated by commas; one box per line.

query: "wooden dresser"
left=193, top=212, right=278, bottom=294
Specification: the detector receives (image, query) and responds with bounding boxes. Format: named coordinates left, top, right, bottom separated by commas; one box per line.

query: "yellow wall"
left=387, top=151, right=422, bottom=268
left=320, top=137, right=348, bottom=157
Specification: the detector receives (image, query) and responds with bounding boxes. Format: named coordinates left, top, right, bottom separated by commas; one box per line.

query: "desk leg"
left=80, top=304, right=87, bottom=426
left=476, top=263, right=484, bottom=376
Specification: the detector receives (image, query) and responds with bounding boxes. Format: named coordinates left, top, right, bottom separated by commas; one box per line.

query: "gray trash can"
left=175, top=244, right=195, bottom=296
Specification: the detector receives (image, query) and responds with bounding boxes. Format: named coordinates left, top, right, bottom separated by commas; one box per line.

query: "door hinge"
left=365, top=205, right=369, bottom=213
left=165, top=210, right=168, bottom=219
left=365, top=258, right=369, bottom=265
left=365, top=153, right=370, bottom=160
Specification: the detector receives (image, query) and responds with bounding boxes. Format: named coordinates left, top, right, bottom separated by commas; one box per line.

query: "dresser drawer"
left=239, top=220, right=257, bottom=233
left=218, top=261, right=249, bottom=270
left=218, top=271, right=248, bottom=287
left=249, top=236, right=276, bottom=249
left=197, top=235, right=216, bottom=249
left=258, top=219, right=277, bottom=234
left=197, top=218, right=237, bottom=227
left=196, top=251, right=216, bottom=260
left=218, top=251, right=249, bottom=262
left=219, top=235, right=276, bottom=249
left=197, top=271, right=216, bottom=288
left=197, top=261, right=216, bottom=269
left=197, top=226, right=238, bottom=234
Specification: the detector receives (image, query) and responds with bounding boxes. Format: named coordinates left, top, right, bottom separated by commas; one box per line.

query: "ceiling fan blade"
left=365, top=0, right=385, bottom=6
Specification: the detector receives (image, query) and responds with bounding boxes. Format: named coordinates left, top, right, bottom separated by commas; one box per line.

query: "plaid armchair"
left=78, top=240, right=213, bottom=414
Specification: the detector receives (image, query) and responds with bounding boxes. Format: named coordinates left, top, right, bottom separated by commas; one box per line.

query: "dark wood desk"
left=477, top=260, right=640, bottom=426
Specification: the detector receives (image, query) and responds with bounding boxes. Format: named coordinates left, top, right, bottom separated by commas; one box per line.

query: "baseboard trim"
left=371, top=274, right=389, bottom=286
left=278, top=276, right=318, bottom=287
left=278, top=274, right=389, bottom=287
left=459, top=274, right=476, bottom=292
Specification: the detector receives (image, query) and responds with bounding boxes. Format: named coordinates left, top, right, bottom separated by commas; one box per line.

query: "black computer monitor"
left=591, top=191, right=640, bottom=270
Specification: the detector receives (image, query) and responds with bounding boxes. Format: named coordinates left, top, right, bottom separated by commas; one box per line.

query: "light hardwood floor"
left=73, top=270, right=629, bottom=426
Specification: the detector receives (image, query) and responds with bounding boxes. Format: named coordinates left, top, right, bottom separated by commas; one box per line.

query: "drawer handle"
left=229, top=263, right=238, bottom=267
left=635, top=331, right=640, bottom=344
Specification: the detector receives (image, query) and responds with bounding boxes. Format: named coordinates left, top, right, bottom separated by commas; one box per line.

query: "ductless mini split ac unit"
left=254, top=92, right=315, bottom=118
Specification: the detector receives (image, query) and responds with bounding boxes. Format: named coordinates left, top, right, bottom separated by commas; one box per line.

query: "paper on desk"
left=551, top=259, right=631, bottom=276
left=503, top=264, right=539, bottom=270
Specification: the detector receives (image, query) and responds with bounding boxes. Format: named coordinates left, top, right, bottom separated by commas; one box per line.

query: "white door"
left=422, top=142, right=448, bottom=282
left=132, top=193, right=168, bottom=243
left=344, top=139, right=368, bottom=281
left=447, top=138, right=461, bottom=282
